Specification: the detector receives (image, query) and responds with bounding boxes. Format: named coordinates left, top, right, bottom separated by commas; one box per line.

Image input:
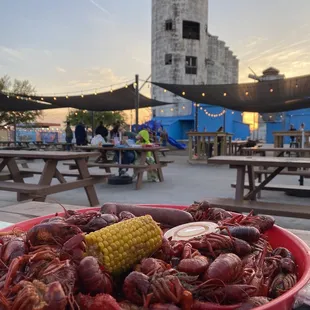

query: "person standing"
left=75, top=122, right=87, bottom=146
left=160, top=128, right=168, bottom=147
left=65, top=121, right=73, bottom=150
left=95, top=121, right=108, bottom=139
left=300, top=123, right=305, bottom=148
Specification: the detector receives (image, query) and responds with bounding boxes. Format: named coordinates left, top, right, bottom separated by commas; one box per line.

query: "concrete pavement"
left=0, top=155, right=310, bottom=230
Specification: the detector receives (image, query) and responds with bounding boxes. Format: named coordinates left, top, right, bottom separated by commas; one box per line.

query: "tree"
left=65, top=110, right=127, bottom=129
left=0, top=75, right=42, bottom=126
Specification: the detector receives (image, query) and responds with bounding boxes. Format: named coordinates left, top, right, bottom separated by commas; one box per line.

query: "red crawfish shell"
left=177, top=256, right=209, bottom=275
left=204, top=253, right=242, bottom=283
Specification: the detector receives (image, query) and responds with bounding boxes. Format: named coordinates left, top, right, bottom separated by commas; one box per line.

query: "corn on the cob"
left=85, top=215, right=163, bottom=274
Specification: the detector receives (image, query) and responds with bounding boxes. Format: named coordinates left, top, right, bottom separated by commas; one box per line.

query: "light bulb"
left=66, top=95, right=69, bottom=99
left=81, top=94, right=84, bottom=98
left=202, top=93, right=205, bottom=97
left=182, top=91, right=186, bottom=96
left=270, top=88, right=274, bottom=93
left=164, top=89, right=167, bottom=93
left=54, top=97, right=57, bottom=100
left=223, top=92, right=227, bottom=97
left=41, top=97, right=44, bottom=101
left=245, top=91, right=249, bottom=96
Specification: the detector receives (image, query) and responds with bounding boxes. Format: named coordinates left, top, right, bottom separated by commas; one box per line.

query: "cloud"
left=237, top=35, right=310, bottom=83
left=0, top=46, right=24, bottom=62
left=56, top=67, right=66, bottom=73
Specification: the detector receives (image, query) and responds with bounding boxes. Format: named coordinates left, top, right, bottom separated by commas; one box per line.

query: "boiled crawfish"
left=78, top=256, right=113, bottom=295
left=185, top=201, right=232, bottom=222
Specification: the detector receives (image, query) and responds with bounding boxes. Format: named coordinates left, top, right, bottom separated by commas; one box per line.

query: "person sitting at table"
left=95, top=121, right=108, bottom=140
left=110, top=121, right=121, bottom=140
left=134, top=129, right=159, bottom=182
left=114, top=129, right=136, bottom=177
left=75, top=122, right=87, bottom=146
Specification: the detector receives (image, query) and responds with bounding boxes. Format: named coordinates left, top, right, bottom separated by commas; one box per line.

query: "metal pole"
left=135, top=74, right=140, bottom=132
left=223, top=109, right=226, bottom=132
left=13, top=114, right=17, bottom=144
left=91, top=111, right=95, bottom=137
left=195, top=104, right=198, bottom=132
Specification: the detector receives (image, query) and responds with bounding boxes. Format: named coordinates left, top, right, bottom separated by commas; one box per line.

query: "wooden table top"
left=0, top=150, right=100, bottom=160
left=243, top=147, right=310, bottom=152
left=209, top=155, right=310, bottom=168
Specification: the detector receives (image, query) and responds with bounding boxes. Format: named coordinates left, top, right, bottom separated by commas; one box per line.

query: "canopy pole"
left=91, top=111, right=95, bottom=137
left=135, top=74, right=139, bottom=132
left=223, top=109, right=226, bottom=132
left=13, top=114, right=17, bottom=145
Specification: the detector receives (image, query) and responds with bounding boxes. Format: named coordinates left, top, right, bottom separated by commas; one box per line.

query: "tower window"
left=185, top=56, right=197, bottom=75
left=183, top=21, right=200, bottom=40
left=165, top=20, right=173, bottom=31
left=165, top=54, right=172, bottom=65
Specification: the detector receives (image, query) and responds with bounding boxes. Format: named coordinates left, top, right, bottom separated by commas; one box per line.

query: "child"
left=135, top=130, right=159, bottom=182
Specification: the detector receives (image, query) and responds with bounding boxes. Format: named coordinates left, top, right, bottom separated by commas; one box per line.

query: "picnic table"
left=208, top=156, right=310, bottom=201
left=0, top=150, right=111, bottom=206
left=240, top=147, right=310, bottom=185
left=68, top=146, right=173, bottom=189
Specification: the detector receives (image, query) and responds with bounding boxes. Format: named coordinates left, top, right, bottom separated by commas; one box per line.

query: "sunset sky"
left=1, top=0, right=310, bottom=124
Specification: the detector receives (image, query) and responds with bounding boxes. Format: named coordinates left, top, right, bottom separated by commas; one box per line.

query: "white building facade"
left=151, top=0, right=239, bottom=117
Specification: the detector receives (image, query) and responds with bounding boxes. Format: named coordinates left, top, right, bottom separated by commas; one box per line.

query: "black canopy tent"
left=22, top=83, right=171, bottom=112
left=0, top=93, right=59, bottom=111
left=152, top=74, right=310, bottom=113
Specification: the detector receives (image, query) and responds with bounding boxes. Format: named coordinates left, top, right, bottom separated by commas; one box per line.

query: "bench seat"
left=0, top=171, right=33, bottom=181
left=205, top=197, right=310, bottom=219
left=19, top=168, right=112, bottom=178
left=0, top=181, right=49, bottom=193
left=231, top=182, right=310, bottom=192
left=253, top=169, right=310, bottom=177
left=63, top=161, right=173, bottom=170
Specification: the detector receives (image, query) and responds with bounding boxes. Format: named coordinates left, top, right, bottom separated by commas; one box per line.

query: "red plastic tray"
left=1, top=204, right=310, bottom=310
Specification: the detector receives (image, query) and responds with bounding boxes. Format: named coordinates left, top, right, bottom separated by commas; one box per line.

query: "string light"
left=205, top=108, right=226, bottom=118
left=66, top=95, right=69, bottom=99
left=41, top=97, right=44, bottom=101
left=200, top=107, right=203, bottom=110
left=295, top=84, right=299, bottom=88
left=182, top=91, right=186, bottom=96
left=245, top=91, right=249, bottom=96
left=110, top=87, right=113, bottom=93
left=125, top=84, right=128, bottom=88
left=202, top=93, right=205, bottom=97
left=170, top=108, right=174, bottom=112
left=53, top=97, right=57, bottom=100
left=182, top=106, right=185, bottom=110
left=270, top=88, right=274, bottom=93
left=164, top=89, right=167, bottom=93
left=160, top=109, right=164, bottom=113
left=94, top=91, right=97, bottom=95
left=81, top=93, right=84, bottom=98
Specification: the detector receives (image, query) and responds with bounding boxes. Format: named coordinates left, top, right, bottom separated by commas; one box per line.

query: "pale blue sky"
left=1, top=0, right=309, bottom=98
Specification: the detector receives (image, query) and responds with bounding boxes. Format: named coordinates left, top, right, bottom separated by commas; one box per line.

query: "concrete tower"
left=151, top=0, right=209, bottom=117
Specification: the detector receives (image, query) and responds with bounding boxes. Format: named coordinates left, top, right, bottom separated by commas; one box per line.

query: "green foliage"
left=65, top=110, right=127, bottom=129
left=0, top=75, right=42, bottom=126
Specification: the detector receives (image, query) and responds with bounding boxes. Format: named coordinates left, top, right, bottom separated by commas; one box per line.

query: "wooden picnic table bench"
left=208, top=155, right=310, bottom=202
left=241, top=147, right=310, bottom=157
left=66, top=146, right=173, bottom=190
left=0, top=150, right=107, bottom=206
left=205, top=198, right=310, bottom=219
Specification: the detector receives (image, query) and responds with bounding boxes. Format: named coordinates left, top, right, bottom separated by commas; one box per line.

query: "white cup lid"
left=164, top=222, right=219, bottom=241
